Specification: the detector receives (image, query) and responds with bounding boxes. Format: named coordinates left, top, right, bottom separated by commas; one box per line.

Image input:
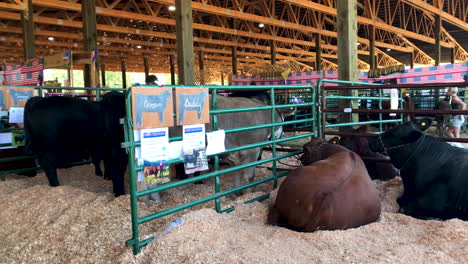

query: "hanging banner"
left=175, top=88, right=210, bottom=126
left=1, top=58, right=44, bottom=86
left=182, top=124, right=209, bottom=174
left=131, top=87, right=174, bottom=129
left=140, top=128, right=170, bottom=185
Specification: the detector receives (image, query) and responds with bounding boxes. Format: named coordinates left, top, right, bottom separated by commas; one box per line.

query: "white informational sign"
left=140, top=127, right=171, bottom=186
left=9, top=108, right=24, bottom=123
left=182, top=124, right=209, bottom=174
left=206, top=130, right=226, bottom=155
left=0, top=132, right=12, bottom=145
left=167, top=141, right=184, bottom=160
left=140, top=127, right=169, bottom=162
left=390, top=88, right=399, bottom=117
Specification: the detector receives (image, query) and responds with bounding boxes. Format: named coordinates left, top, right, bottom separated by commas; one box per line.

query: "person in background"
left=145, top=74, right=163, bottom=87
left=445, top=87, right=466, bottom=138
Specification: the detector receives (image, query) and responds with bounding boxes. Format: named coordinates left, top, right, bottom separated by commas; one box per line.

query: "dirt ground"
left=1, top=157, right=467, bottom=264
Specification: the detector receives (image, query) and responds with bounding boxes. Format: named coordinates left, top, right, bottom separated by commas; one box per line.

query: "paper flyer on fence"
left=9, top=108, right=24, bottom=123
left=182, top=124, right=209, bottom=174
left=206, top=130, right=226, bottom=155
left=140, top=128, right=170, bottom=185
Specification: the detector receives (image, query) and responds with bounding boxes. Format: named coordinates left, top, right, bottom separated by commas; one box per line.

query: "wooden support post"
left=100, top=63, right=106, bottom=87
left=175, top=0, right=195, bottom=85
left=315, top=34, right=322, bottom=71
left=232, top=46, right=238, bottom=75
left=143, top=55, right=149, bottom=79
left=21, top=0, right=35, bottom=60
left=337, top=0, right=359, bottom=124
left=434, top=15, right=441, bottom=66
left=450, top=48, right=455, bottom=64
left=221, top=71, right=224, bottom=85
left=410, top=51, right=414, bottom=69
left=81, top=0, right=98, bottom=88
left=121, top=58, right=127, bottom=89
left=169, top=55, right=176, bottom=85
left=270, top=40, right=276, bottom=65
left=369, top=25, right=376, bottom=69
left=199, top=50, right=204, bottom=84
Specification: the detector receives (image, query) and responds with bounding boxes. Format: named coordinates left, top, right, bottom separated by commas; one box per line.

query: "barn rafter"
left=0, top=0, right=466, bottom=73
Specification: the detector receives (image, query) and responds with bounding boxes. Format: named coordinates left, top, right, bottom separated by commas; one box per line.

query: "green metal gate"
left=122, top=84, right=317, bottom=254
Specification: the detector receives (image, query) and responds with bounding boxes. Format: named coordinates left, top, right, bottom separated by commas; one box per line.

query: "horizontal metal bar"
left=324, top=108, right=468, bottom=115
left=323, top=131, right=468, bottom=143
left=138, top=175, right=277, bottom=225
left=326, top=119, right=402, bottom=128
left=223, top=118, right=314, bottom=134
left=136, top=151, right=300, bottom=196
left=326, top=96, right=391, bottom=100
left=0, top=155, right=35, bottom=163
left=163, top=85, right=313, bottom=90
left=0, top=85, right=126, bottom=92
left=322, top=82, right=467, bottom=91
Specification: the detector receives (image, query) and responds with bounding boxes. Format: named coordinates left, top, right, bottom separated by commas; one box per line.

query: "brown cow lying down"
left=268, top=137, right=381, bottom=232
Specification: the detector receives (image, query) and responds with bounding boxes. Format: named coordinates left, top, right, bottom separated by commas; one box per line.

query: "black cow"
left=24, top=91, right=127, bottom=196
left=338, top=125, right=399, bottom=181
left=369, top=118, right=468, bottom=220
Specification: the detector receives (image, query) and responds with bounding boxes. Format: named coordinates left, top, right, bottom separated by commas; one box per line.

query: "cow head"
left=300, top=137, right=329, bottom=166
left=338, top=125, right=374, bottom=156
left=369, top=118, right=432, bottom=153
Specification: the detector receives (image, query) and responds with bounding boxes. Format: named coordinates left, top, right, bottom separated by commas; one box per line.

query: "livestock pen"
left=122, top=84, right=317, bottom=254
left=0, top=85, right=125, bottom=182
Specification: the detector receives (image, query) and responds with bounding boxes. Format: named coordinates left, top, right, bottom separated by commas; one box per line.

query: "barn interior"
left=0, top=0, right=467, bottom=263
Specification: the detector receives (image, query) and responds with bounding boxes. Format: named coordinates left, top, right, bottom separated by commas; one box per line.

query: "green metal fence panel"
left=317, top=79, right=403, bottom=134
left=123, top=84, right=317, bottom=255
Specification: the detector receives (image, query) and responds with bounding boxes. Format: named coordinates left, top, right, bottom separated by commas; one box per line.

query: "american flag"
left=1, top=58, right=44, bottom=86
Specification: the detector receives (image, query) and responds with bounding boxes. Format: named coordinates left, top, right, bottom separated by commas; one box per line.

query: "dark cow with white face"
left=369, top=118, right=468, bottom=220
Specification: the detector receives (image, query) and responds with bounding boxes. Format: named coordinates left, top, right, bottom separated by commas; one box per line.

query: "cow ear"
left=414, top=118, right=432, bottom=132
left=355, top=125, right=368, bottom=133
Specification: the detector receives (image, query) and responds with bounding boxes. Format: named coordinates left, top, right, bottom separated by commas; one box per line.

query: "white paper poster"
left=140, top=128, right=171, bottom=185
left=9, top=107, right=24, bottom=123
left=206, top=130, right=226, bottom=155
left=182, top=124, right=209, bottom=174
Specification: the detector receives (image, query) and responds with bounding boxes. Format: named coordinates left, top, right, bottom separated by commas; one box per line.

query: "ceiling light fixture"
left=168, top=5, right=176, bottom=11
left=258, top=23, right=265, bottom=28
left=137, top=45, right=142, bottom=49
left=386, top=48, right=391, bottom=51
left=48, top=36, right=55, bottom=41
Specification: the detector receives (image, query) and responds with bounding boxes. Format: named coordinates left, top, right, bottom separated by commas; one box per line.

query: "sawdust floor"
left=1, top=154, right=467, bottom=264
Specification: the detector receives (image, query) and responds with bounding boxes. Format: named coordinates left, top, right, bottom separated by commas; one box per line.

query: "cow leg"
left=234, top=150, right=259, bottom=196
left=401, top=184, right=449, bottom=219
left=38, top=153, right=60, bottom=187
left=91, top=149, right=103, bottom=177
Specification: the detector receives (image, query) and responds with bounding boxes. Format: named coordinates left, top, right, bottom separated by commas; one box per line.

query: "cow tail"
left=23, top=96, right=43, bottom=155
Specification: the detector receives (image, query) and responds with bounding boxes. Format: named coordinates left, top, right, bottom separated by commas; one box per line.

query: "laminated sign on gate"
left=140, top=128, right=170, bottom=186
left=131, top=87, right=174, bottom=129
left=182, top=124, right=209, bottom=174
left=175, top=88, right=210, bottom=126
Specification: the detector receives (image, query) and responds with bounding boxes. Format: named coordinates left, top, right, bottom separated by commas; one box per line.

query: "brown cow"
left=268, top=137, right=381, bottom=232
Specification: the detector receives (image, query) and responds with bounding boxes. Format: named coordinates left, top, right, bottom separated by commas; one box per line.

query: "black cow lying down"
left=24, top=91, right=127, bottom=196
left=369, top=118, right=468, bottom=221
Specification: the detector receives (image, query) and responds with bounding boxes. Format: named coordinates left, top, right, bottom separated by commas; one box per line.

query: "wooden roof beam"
left=30, top=0, right=407, bottom=56
left=274, top=0, right=453, bottom=47
left=0, top=11, right=335, bottom=60
left=401, top=0, right=467, bottom=31
left=0, top=2, right=25, bottom=11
